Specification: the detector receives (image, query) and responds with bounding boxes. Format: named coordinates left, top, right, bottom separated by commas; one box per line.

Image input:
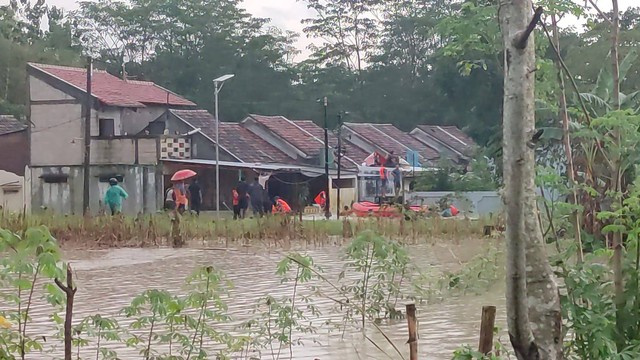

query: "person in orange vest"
left=379, top=165, right=388, bottom=198
left=273, top=196, right=292, bottom=214
left=173, top=181, right=188, bottom=214
left=232, top=188, right=240, bottom=220
left=314, top=191, right=327, bottom=210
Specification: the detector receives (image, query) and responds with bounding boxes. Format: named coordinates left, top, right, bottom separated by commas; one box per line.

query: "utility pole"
left=323, top=97, right=330, bottom=219
left=336, top=112, right=344, bottom=219
left=83, top=57, right=93, bottom=215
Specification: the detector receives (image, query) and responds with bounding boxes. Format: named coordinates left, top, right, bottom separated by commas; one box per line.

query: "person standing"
left=174, top=181, right=188, bottom=214
left=189, top=179, right=203, bottom=216
left=104, top=178, right=128, bottom=215
left=232, top=188, right=240, bottom=219
left=236, top=176, right=249, bottom=219
left=248, top=177, right=264, bottom=217
left=392, top=165, right=402, bottom=198
left=379, top=165, right=388, bottom=199
left=262, top=187, right=273, bottom=215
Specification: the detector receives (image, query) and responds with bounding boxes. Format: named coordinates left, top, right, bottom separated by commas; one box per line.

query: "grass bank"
left=0, top=211, right=494, bottom=248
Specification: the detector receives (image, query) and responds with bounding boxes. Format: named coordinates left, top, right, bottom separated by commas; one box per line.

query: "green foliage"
left=0, top=226, right=65, bottom=359
left=415, top=157, right=499, bottom=192
left=241, top=253, right=322, bottom=359
left=338, top=231, right=410, bottom=326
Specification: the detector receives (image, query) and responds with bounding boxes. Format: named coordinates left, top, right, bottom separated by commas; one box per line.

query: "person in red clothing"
left=379, top=165, right=388, bottom=198
left=273, top=196, right=292, bottom=214
left=314, top=191, right=327, bottom=210
left=232, top=188, right=240, bottom=220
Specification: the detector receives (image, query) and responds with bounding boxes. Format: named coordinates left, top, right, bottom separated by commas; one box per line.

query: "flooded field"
left=19, top=239, right=506, bottom=359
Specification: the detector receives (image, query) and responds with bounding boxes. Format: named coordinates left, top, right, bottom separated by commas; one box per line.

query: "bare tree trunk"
left=551, top=13, right=583, bottom=263
left=609, top=0, right=624, bottom=346
left=500, top=2, right=562, bottom=359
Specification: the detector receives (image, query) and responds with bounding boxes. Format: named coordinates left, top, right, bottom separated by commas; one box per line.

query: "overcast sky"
left=0, top=0, right=636, bottom=60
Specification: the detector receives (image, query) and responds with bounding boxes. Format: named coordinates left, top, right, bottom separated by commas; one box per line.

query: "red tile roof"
left=0, top=115, right=27, bottom=136
left=29, top=63, right=195, bottom=108
left=416, top=125, right=477, bottom=152
left=248, top=115, right=325, bottom=157
left=295, top=120, right=370, bottom=166
left=170, top=110, right=291, bottom=163
left=345, top=123, right=439, bottom=162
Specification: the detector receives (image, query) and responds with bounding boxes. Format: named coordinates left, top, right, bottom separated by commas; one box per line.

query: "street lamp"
left=322, top=97, right=331, bottom=220
left=213, top=74, right=235, bottom=221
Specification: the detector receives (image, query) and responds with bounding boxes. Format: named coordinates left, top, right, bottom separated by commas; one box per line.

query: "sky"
left=0, top=0, right=636, bottom=60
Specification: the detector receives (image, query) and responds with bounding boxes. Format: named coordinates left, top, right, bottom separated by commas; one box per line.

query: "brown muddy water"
left=21, top=240, right=506, bottom=359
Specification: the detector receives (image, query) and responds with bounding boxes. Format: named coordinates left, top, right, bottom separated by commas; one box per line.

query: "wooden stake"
left=55, top=264, right=77, bottom=360
left=478, top=305, right=497, bottom=355
left=406, top=303, right=418, bottom=360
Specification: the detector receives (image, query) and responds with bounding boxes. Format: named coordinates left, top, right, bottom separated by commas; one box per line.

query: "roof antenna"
left=121, top=62, right=127, bottom=81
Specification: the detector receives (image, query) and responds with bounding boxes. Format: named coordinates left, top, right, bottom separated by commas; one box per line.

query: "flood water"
left=20, top=240, right=506, bottom=359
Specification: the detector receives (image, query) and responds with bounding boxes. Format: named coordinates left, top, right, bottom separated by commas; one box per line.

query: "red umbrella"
left=171, top=169, right=197, bottom=182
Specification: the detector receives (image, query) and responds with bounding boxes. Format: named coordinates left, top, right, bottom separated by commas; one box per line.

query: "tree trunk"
left=500, top=2, right=562, bottom=359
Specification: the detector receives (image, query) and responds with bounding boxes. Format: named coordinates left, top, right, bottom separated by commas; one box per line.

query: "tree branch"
left=514, top=6, right=543, bottom=50
left=587, top=0, right=612, bottom=25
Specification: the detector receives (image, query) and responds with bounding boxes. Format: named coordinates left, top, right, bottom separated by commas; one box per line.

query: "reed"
left=0, top=210, right=491, bottom=248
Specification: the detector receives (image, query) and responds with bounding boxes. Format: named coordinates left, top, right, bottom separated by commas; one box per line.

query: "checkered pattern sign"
left=161, top=137, right=191, bottom=159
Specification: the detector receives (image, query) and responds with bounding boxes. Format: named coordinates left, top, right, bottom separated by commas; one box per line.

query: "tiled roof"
left=248, top=115, right=325, bottom=157
left=0, top=115, right=27, bottom=135
left=170, top=110, right=290, bottom=163
left=415, top=125, right=477, bottom=151
left=345, top=123, right=439, bottom=162
left=29, top=63, right=195, bottom=108
left=295, top=120, right=371, bottom=166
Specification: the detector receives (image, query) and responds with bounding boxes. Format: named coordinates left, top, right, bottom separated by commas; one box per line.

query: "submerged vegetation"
left=0, top=212, right=491, bottom=249
left=0, top=224, right=503, bottom=359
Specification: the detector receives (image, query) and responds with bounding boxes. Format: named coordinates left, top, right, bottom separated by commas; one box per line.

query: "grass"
left=0, top=210, right=493, bottom=248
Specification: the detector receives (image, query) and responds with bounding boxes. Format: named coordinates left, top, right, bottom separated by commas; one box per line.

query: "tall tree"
left=500, top=2, right=562, bottom=359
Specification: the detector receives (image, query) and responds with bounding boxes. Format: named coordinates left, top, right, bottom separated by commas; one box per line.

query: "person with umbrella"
left=171, top=169, right=197, bottom=214
left=104, top=178, right=128, bottom=215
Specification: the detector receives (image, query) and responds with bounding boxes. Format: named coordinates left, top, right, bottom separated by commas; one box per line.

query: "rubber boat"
left=351, top=202, right=424, bottom=218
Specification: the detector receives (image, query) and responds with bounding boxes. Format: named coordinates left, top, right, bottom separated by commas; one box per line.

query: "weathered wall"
left=91, top=138, right=158, bottom=165
left=28, top=165, right=160, bottom=215
left=0, top=170, right=25, bottom=213
left=0, top=130, right=28, bottom=175
left=122, top=107, right=167, bottom=135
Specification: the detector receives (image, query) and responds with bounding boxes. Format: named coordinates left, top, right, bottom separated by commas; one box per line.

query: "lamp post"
left=322, top=97, right=331, bottom=220
left=213, top=74, right=235, bottom=222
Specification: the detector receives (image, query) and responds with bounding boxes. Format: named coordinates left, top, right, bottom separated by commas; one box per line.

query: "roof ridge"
left=29, top=62, right=109, bottom=74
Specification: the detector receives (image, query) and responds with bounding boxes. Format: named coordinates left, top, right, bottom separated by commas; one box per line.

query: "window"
left=332, top=178, right=355, bottom=189
left=99, top=118, right=115, bottom=138
left=40, top=174, right=68, bottom=183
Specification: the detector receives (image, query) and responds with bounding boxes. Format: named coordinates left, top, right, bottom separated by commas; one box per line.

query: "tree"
left=499, top=2, right=562, bottom=359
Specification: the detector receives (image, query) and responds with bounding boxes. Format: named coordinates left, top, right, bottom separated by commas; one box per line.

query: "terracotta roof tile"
left=345, top=123, right=439, bottom=162
left=29, top=63, right=195, bottom=108
left=415, top=125, right=477, bottom=152
left=0, top=115, right=27, bottom=135
left=170, top=110, right=290, bottom=163
left=294, top=120, right=370, bottom=167
left=249, top=115, right=325, bottom=156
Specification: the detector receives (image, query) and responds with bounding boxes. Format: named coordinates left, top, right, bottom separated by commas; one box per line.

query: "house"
left=410, top=125, right=477, bottom=164
left=341, top=122, right=440, bottom=166
left=0, top=115, right=28, bottom=176
left=145, top=109, right=295, bottom=209
left=26, top=63, right=196, bottom=214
